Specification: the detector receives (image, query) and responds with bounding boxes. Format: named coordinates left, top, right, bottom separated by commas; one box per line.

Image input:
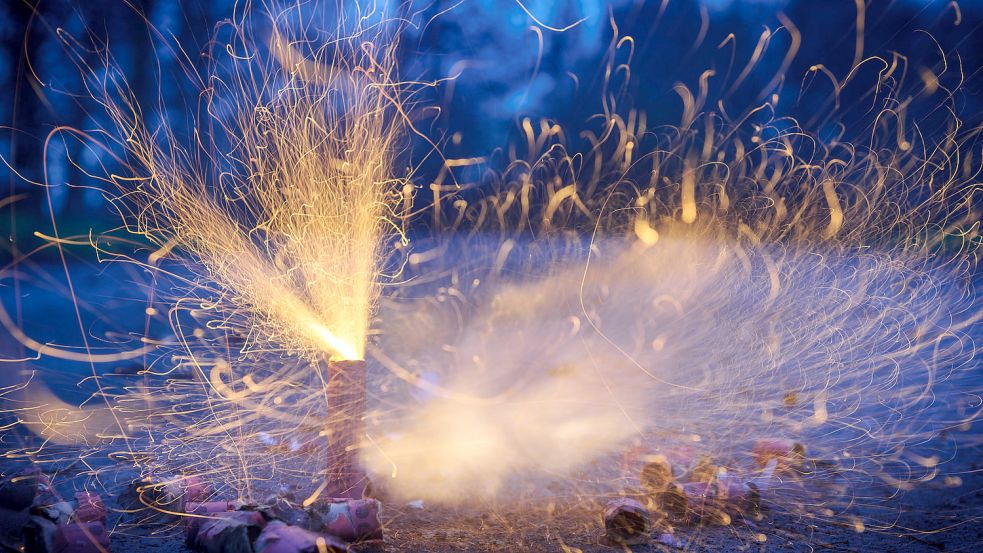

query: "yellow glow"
left=307, top=321, right=360, bottom=361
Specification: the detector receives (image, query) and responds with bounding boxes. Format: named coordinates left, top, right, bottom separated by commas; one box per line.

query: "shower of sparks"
left=0, top=0, right=981, bottom=550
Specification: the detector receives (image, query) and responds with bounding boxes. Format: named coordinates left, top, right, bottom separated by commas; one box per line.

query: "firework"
left=0, top=1, right=980, bottom=551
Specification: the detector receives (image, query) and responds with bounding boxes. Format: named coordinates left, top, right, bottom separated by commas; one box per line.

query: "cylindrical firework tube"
left=325, top=360, right=368, bottom=499
left=603, top=498, right=652, bottom=545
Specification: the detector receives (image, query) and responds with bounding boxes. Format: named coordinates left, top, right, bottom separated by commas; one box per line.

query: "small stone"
left=657, top=531, right=685, bottom=548
left=783, top=391, right=798, bottom=407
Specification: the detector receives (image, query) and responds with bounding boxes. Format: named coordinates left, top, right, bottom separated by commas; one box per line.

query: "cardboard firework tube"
left=640, top=456, right=674, bottom=493
left=325, top=360, right=368, bottom=499
left=316, top=498, right=382, bottom=541
left=658, top=484, right=688, bottom=522
left=603, top=497, right=652, bottom=545
left=185, top=501, right=236, bottom=515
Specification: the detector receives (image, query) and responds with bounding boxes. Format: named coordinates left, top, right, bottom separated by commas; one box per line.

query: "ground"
left=1, top=261, right=981, bottom=552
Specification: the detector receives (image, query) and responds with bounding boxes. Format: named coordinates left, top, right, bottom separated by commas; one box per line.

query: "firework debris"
left=191, top=510, right=268, bottom=553
left=254, top=520, right=347, bottom=553
left=260, top=496, right=383, bottom=542
left=751, top=439, right=805, bottom=472
left=603, top=497, right=652, bottom=545
left=184, top=497, right=382, bottom=552
left=185, top=501, right=241, bottom=545
left=21, top=488, right=111, bottom=553
left=602, top=497, right=689, bottom=548
left=639, top=456, right=673, bottom=493
left=603, top=438, right=803, bottom=546
left=1, top=467, right=44, bottom=550
left=2, top=465, right=384, bottom=553
left=121, top=473, right=214, bottom=515
left=310, top=498, right=383, bottom=542
left=187, top=500, right=238, bottom=515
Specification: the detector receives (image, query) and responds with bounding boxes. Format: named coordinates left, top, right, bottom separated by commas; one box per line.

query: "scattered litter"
left=405, top=499, right=424, bottom=510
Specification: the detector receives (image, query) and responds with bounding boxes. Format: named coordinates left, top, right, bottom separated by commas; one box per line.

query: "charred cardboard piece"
left=191, top=511, right=267, bottom=553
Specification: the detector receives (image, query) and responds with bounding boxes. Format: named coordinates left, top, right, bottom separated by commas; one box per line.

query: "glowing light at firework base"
left=307, top=321, right=360, bottom=362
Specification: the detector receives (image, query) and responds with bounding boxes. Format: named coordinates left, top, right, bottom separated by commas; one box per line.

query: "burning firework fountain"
left=0, top=1, right=981, bottom=551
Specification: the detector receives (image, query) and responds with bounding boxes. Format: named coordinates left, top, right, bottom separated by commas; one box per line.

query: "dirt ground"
left=0, top=437, right=979, bottom=552
left=1, top=264, right=981, bottom=552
